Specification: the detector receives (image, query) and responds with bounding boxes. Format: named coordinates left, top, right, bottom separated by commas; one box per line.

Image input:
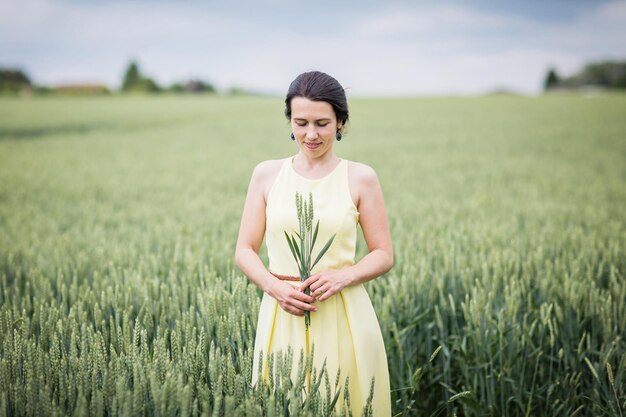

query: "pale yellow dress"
left=251, top=155, right=391, bottom=416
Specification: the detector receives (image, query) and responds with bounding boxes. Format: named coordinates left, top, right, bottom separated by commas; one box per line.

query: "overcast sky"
left=1, top=0, right=625, bottom=96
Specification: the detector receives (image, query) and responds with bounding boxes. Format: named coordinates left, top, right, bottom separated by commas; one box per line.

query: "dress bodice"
left=265, top=155, right=360, bottom=277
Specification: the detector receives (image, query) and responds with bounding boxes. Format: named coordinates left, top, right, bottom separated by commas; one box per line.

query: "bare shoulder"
left=252, top=158, right=284, bottom=200
left=346, top=160, right=380, bottom=208
left=347, top=160, right=379, bottom=185
left=253, top=159, right=283, bottom=177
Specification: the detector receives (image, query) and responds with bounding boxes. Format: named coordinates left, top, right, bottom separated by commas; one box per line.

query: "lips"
left=305, top=142, right=321, bottom=149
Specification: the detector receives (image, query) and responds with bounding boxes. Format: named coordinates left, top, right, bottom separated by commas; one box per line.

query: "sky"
left=1, top=0, right=625, bottom=96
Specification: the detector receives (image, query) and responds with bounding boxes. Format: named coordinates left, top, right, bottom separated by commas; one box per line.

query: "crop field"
left=0, top=94, right=625, bottom=416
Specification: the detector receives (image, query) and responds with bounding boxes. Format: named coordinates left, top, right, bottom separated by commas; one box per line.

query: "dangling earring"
left=290, top=133, right=295, bottom=141
left=336, top=130, right=342, bottom=141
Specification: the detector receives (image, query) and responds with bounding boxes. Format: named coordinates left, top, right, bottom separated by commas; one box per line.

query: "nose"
left=305, top=125, right=319, bottom=140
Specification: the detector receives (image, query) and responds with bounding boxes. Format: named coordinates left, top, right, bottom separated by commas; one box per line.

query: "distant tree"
left=547, top=60, right=626, bottom=91
left=184, top=79, right=215, bottom=93
left=121, top=60, right=161, bottom=92
left=0, top=68, right=32, bottom=94
left=578, top=61, right=626, bottom=88
left=544, top=68, right=560, bottom=91
left=227, top=86, right=251, bottom=96
left=136, top=77, right=161, bottom=92
left=164, top=79, right=216, bottom=94
left=167, top=82, right=185, bottom=93
left=122, top=61, right=140, bottom=91
left=33, top=85, right=52, bottom=94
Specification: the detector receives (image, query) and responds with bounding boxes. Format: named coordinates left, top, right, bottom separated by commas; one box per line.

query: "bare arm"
left=234, top=161, right=317, bottom=315
left=344, top=164, right=394, bottom=285
left=234, top=162, right=275, bottom=293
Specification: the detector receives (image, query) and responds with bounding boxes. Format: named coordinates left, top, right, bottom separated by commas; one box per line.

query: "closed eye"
left=294, top=118, right=332, bottom=127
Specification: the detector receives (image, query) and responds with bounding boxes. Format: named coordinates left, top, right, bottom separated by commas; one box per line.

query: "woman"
left=235, top=71, right=393, bottom=416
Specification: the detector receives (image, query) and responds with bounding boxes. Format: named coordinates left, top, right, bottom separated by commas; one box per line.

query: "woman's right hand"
left=268, top=280, right=318, bottom=316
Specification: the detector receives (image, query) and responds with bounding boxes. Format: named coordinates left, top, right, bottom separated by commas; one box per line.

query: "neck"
left=295, top=151, right=339, bottom=168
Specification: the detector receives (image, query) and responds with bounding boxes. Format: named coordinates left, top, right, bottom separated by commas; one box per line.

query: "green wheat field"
left=0, top=94, right=625, bottom=416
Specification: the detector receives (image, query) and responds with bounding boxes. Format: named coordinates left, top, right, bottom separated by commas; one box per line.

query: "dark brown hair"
left=284, top=71, right=349, bottom=132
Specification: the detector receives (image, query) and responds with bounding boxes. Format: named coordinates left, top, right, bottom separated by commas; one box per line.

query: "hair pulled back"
left=284, top=71, right=349, bottom=132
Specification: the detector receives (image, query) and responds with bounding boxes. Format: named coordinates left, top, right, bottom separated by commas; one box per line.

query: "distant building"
left=51, top=84, right=110, bottom=94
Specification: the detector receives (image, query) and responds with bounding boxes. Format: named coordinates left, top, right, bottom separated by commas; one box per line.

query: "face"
left=290, top=96, right=342, bottom=158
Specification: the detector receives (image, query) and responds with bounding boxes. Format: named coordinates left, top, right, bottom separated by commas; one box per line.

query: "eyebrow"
left=294, top=118, right=332, bottom=122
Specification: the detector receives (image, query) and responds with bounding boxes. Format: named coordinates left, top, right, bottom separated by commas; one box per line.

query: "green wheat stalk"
left=284, top=191, right=337, bottom=328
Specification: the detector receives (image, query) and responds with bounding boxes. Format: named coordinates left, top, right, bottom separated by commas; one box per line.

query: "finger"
left=312, top=284, right=330, bottom=299
left=293, top=286, right=315, bottom=299
left=290, top=299, right=318, bottom=312
left=318, top=288, right=335, bottom=302
left=280, top=303, right=303, bottom=316
left=293, top=289, right=316, bottom=304
left=299, top=274, right=319, bottom=292
left=310, top=280, right=326, bottom=293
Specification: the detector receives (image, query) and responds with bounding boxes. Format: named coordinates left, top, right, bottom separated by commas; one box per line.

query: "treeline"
left=0, top=69, right=44, bottom=94
left=545, top=60, right=626, bottom=91
left=0, top=60, right=250, bottom=96
left=120, top=61, right=216, bottom=94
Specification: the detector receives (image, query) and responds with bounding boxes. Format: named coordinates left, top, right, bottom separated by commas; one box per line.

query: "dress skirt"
left=251, top=280, right=391, bottom=417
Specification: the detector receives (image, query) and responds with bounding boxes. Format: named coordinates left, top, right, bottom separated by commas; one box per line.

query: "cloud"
left=329, top=1, right=626, bottom=94
left=1, top=0, right=625, bottom=95
left=0, top=0, right=261, bottom=86
left=352, top=4, right=534, bottom=39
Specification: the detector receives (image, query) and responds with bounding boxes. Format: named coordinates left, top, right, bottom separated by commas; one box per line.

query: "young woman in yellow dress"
left=235, top=71, right=393, bottom=416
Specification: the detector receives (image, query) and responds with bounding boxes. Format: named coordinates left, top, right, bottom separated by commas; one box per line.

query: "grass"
left=0, top=93, right=625, bottom=416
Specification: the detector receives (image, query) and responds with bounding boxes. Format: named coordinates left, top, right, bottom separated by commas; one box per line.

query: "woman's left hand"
left=298, top=269, right=354, bottom=302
